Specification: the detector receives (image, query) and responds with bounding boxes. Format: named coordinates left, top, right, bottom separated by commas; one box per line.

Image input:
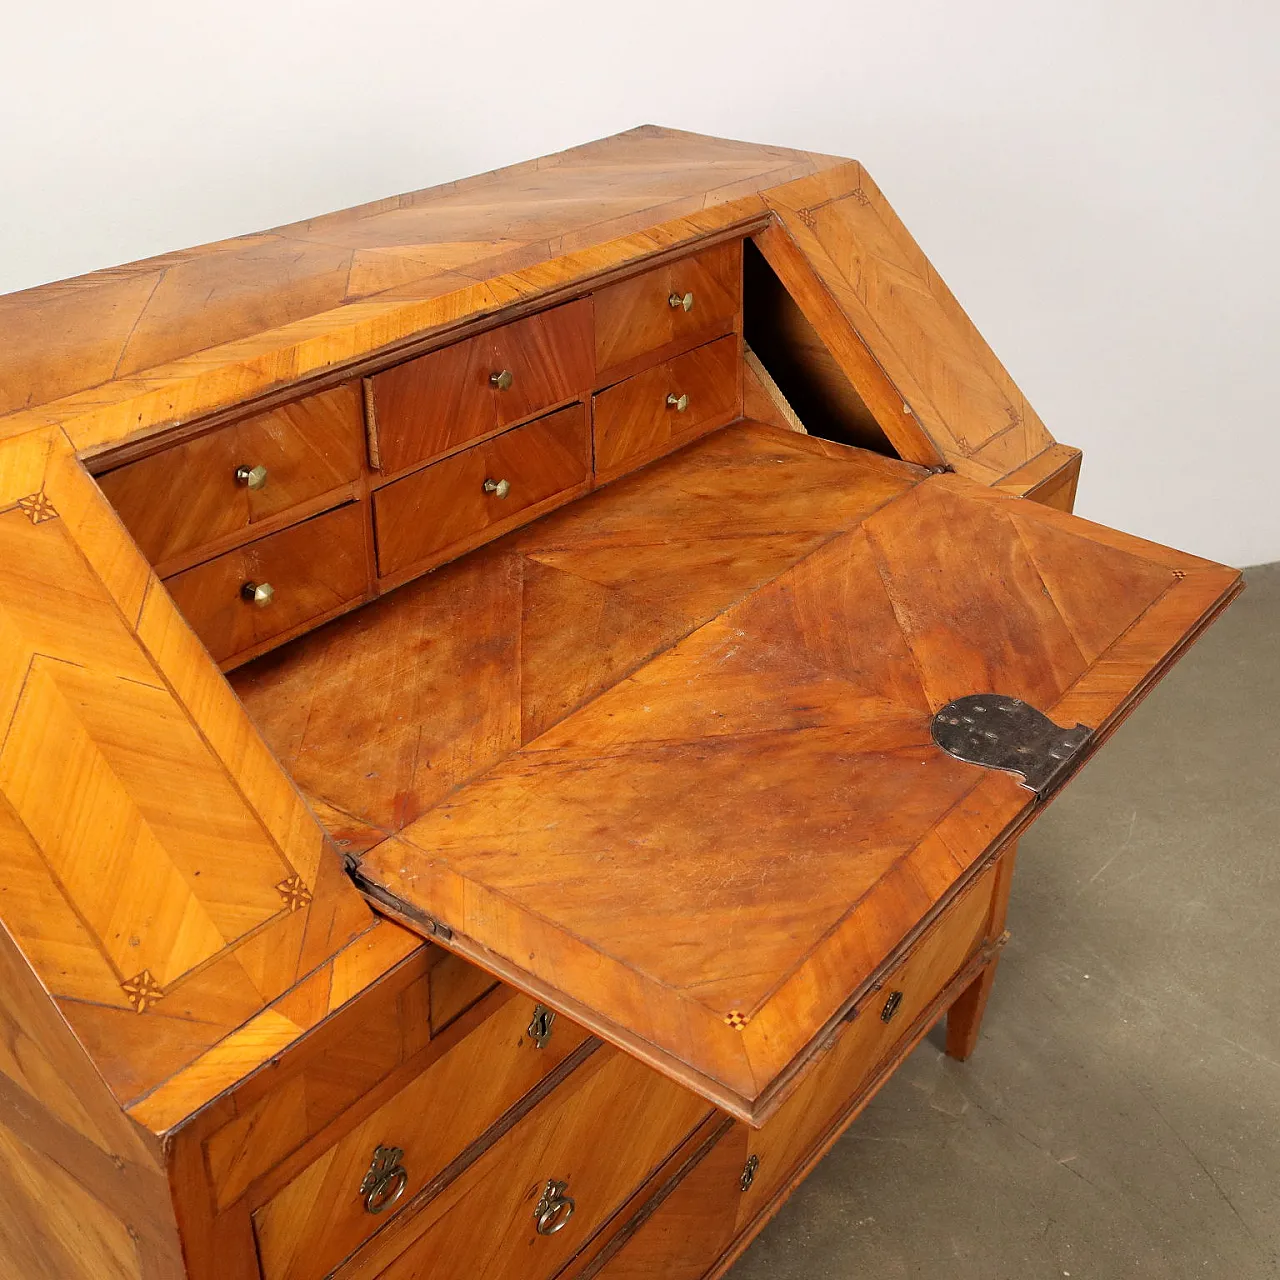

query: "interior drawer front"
left=736, top=861, right=1000, bottom=1227
left=594, top=240, right=740, bottom=376
left=340, top=1049, right=710, bottom=1280
left=164, top=502, right=370, bottom=665
left=98, top=382, right=366, bottom=572
left=253, top=993, right=592, bottom=1280
left=371, top=299, right=593, bottom=475
left=593, top=334, right=739, bottom=479
left=374, top=403, right=590, bottom=579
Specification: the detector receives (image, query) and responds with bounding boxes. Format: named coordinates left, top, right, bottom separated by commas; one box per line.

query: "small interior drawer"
left=373, top=402, right=590, bottom=580
left=253, top=992, right=592, bottom=1280
left=334, top=1047, right=710, bottom=1280
left=97, top=382, right=366, bottom=573
left=164, top=502, right=370, bottom=666
left=592, top=334, right=740, bottom=480
left=370, top=299, right=593, bottom=476
left=735, top=861, right=1000, bottom=1228
left=594, top=240, right=741, bottom=377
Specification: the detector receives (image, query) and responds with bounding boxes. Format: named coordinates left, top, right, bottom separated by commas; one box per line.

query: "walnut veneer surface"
left=0, top=126, right=1239, bottom=1280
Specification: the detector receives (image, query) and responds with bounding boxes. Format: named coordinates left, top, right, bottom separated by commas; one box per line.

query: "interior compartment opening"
left=742, top=238, right=895, bottom=457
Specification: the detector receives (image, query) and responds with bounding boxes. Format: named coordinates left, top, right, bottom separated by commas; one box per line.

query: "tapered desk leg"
left=945, top=841, right=1019, bottom=1061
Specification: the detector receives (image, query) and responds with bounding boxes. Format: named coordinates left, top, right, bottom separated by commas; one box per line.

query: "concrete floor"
left=732, top=562, right=1280, bottom=1280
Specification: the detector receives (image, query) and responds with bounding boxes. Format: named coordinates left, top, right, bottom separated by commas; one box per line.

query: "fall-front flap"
left=289, top=424, right=1239, bottom=1124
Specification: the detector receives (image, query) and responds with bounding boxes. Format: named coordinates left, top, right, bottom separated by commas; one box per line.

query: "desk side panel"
left=0, top=428, right=370, bottom=1106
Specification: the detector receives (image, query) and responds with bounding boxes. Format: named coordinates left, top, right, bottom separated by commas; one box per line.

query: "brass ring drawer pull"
left=880, top=989, right=904, bottom=1023
left=234, top=463, right=268, bottom=490
left=490, top=369, right=514, bottom=391
left=360, top=1144, right=408, bottom=1215
left=240, top=581, right=274, bottom=608
left=667, top=290, right=694, bottom=312
left=483, top=477, right=512, bottom=499
left=534, top=1178, right=575, bottom=1236
left=666, top=393, right=689, bottom=413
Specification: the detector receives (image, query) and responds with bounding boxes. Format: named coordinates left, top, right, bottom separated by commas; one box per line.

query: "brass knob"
left=234, top=464, right=268, bottom=490
left=666, top=393, right=689, bottom=413
left=668, top=291, right=694, bottom=312
left=534, top=1179, right=575, bottom=1236
left=240, top=581, right=274, bottom=608
left=490, top=369, right=514, bottom=391
left=880, top=990, right=904, bottom=1023
left=483, top=478, right=511, bottom=499
left=360, top=1144, right=408, bottom=1216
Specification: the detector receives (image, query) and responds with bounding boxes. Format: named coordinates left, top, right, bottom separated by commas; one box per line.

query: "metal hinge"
left=931, top=695, right=1092, bottom=796
left=343, top=855, right=453, bottom=941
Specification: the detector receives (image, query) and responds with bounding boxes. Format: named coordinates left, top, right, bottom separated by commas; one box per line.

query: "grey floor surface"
left=731, top=562, right=1280, bottom=1280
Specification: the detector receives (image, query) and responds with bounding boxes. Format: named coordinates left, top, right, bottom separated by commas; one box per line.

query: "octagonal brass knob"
left=666, top=393, right=689, bottom=413
left=241, top=581, right=274, bottom=608
left=490, top=369, right=514, bottom=391
left=483, top=478, right=511, bottom=499
left=668, top=291, right=694, bottom=312
left=234, top=464, right=268, bottom=490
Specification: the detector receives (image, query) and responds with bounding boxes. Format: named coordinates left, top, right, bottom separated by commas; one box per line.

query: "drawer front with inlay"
left=594, top=240, right=741, bottom=377
left=371, top=299, right=594, bottom=476
left=163, top=502, right=370, bottom=665
left=374, top=403, right=590, bottom=579
left=735, top=861, right=1000, bottom=1229
left=98, top=382, right=366, bottom=573
left=593, top=334, right=740, bottom=480
left=336, top=1047, right=710, bottom=1280
left=253, top=993, right=592, bottom=1280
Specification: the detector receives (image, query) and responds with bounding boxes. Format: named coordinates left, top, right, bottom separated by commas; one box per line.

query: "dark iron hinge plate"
left=344, top=855, right=453, bottom=941
left=931, top=694, right=1093, bottom=796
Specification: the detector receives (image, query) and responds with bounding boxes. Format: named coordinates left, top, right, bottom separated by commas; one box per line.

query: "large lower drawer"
left=373, top=402, right=590, bottom=579
left=163, top=502, right=370, bottom=665
left=253, top=992, right=592, bottom=1280
left=98, top=382, right=366, bottom=573
left=334, top=1048, right=710, bottom=1280
left=735, top=860, right=1000, bottom=1229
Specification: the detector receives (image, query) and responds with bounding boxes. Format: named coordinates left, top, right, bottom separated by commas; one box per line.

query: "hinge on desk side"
left=931, top=695, right=1093, bottom=796
left=343, top=855, right=453, bottom=941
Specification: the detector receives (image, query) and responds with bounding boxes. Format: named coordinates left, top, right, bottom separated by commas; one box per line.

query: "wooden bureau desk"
left=0, top=128, right=1240, bottom=1279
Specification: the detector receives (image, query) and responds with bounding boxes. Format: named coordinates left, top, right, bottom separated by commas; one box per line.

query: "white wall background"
left=3, top=1, right=1277, bottom=565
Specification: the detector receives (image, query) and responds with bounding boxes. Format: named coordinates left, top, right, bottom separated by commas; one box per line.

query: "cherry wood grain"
left=349, top=423, right=1240, bottom=1123
left=593, top=335, right=741, bottom=480
left=1, top=129, right=831, bottom=459
left=371, top=300, right=593, bottom=476
left=373, top=403, right=590, bottom=579
left=332, top=1048, right=710, bottom=1280
left=582, top=1123, right=746, bottom=1280
left=164, top=501, right=371, bottom=666
left=0, top=431, right=370, bottom=1113
left=97, top=382, right=366, bottom=571
left=0, top=919, right=183, bottom=1279
left=254, top=993, right=593, bottom=1280
left=233, top=425, right=917, bottom=840
left=595, top=240, right=741, bottom=376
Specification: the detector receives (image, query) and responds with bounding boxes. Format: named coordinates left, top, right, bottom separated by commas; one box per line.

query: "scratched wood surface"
left=231, top=421, right=1240, bottom=1123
